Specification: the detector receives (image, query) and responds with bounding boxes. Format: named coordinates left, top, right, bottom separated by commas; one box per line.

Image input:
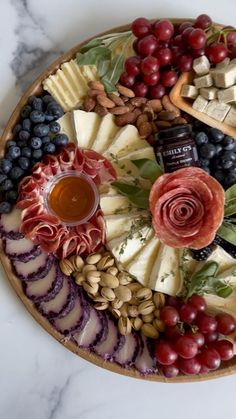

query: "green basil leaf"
left=131, top=159, right=163, bottom=183
left=101, top=78, right=116, bottom=93
left=112, top=182, right=149, bottom=209
left=97, top=59, right=110, bottom=78
left=217, top=221, right=236, bottom=245
left=224, top=200, right=236, bottom=217
left=79, top=38, right=103, bottom=53
left=186, top=261, right=219, bottom=298
left=76, top=46, right=111, bottom=66
left=101, top=53, right=125, bottom=91
left=214, top=280, right=233, bottom=298
left=112, top=182, right=142, bottom=196
left=225, top=184, right=236, bottom=202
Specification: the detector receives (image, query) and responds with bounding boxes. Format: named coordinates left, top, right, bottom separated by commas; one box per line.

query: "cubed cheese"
left=224, top=105, right=236, bottom=127
left=200, top=87, right=218, bottom=100
left=193, top=56, right=210, bottom=75
left=194, top=74, right=213, bottom=89
left=218, top=85, right=236, bottom=103
left=192, top=95, right=208, bottom=112
left=203, top=100, right=230, bottom=121
left=211, top=63, right=236, bottom=88
left=181, top=84, right=198, bottom=99
left=216, top=57, right=230, bottom=69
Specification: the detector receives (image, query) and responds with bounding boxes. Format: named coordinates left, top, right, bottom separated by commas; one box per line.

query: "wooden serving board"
left=1, top=19, right=236, bottom=383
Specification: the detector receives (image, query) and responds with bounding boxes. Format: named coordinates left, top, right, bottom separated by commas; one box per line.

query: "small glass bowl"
left=44, top=170, right=99, bottom=227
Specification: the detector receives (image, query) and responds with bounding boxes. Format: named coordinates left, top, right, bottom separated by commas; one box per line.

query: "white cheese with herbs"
left=104, top=212, right=148, bottom=241
left=104, top=125, right=147, bottom=159
left=92, top=113, right=119, bottom=154
left=57, top=112, right=76, bottom=142
left=111, top=147, right=155, bottom=178
left=100, top=194, right=131, bottom=215
left=72, top=110, right=101, bottom=148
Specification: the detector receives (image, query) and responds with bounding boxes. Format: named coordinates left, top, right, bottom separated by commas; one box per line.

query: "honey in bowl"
left=46, top=171, right=99, bottom=226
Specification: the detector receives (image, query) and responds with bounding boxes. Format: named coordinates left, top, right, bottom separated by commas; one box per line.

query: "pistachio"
left=128, top=305, right=139, bottom=318
left=120, top=302, right=129, bottom=317
left=141, top=323, right=159, bottom=339
left=111, top=298, right=123, bottom=310
left=86, top=271, right=101, bottom=284
left=142, top=313, right=154, bottom=323
left=101, top=287, right=116, bottom=301
left=82, top=264, right=97, bottom=274
left=129, top=296, right=139, bottom=305
left=74, top=273, right=85, bottom=285
left=131, top=317, right=143, bottom=331
left=127, top=283, right=142, bottom=293
left=153, top=292, right=165, bottom=308
left=94, top=302, right=109, bottom=310
left=117, top=272, right=133, bottom=285
left=85, top=253, right=102, bottom=265
left=100, top=272, right=119, bottom=288
left=74, top=256, right=85, bottom=271
left=106, top=266, right=118, bottom=276
left=111, top=308, right=121, bottom=319
left=153, top=318, right=165, bottom=332
left=93, top=295, right=107, bottom=303
left=83, top=281, right=99, bottom=296
left=135, top=287, right=152, bottom=302
left=138, top=300, right=155, bottom=316
left=97, top=255, right=114, bottom=270
left=114, top=285, right=132, bottom=302
left=118, top=316, right=132, bottom=336
left=154, top=309, right=161, bottom=318
left=59, top=259, right=74, bottom=276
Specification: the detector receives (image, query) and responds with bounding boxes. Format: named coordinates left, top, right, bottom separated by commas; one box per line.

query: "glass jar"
left=154, top=124, right=199, bottom=173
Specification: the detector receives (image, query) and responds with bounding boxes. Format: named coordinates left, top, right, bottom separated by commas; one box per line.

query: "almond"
left=114, top=111, right=137, bottom=126
left=147, top=99, right=163, bottom=113
left=155, top=120, right=172, bottom=129
left=138, top=122, right=153, bottom=138
left=172, top=116, right=188, bottom=125
left=107, top=93, right=124, bottom=106
left=142, top=105, right=155, bottom=121
left=109, top=106, right=131, bottom=115
left=129, top=97, right=147, bottom=107
left=97, top=94, right=115, bottom=108
left=94, top=104, right=108, bottom=116
left=125, top=103, right=135, bottom=112
left=88, top=89, right=106, bottom=98
left=146, top=134, right=156, bottom=146
left=157, top=110, right=176, bottom=121
left=136, top=114, right=149, bottom=128
left=120, top=95, right=130, bottom=103
left=162, top=95, right=180, bottom=117
left=117, top=84, right=135, bottom=98
left=88, top=80, right=105, bottom=91
left=83, top=96, right=96, bottom=112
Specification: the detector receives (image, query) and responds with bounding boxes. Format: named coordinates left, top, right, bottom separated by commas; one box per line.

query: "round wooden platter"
left=1, top=18, right=236, bottom=383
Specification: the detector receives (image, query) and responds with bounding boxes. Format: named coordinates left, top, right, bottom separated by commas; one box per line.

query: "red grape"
left=137, top=35, right=158, bottom=56
left=182, top=27, right=194, bottom=44
left=155, top=341, right=178, bottom=365
left=188, top=28, right=206, bottom=49
left=194, top=14, right=212, bottom=30
left=173, top=34, right=184, bottom=48
left=161, top=70, right=178, bottom=87
left=226, top=30, right=236, bottom=46
left=204, top=331, right=219, bottom=344
left=131, top=17, right=151, bottom=38
left=177, top=55, right=193, bottom=72
left=229, top=45, right=236, bottom=59
left=143, top=72, right=160, bottom=86
left=214, top=340, right=234, bottom=361
left=166, top=296, right=181, bottom=308
left=197, top=313, right=218, bottom=334
left=119, top=72, right=135, bottom=87
left=191, top=48, right=205, bottom=58
left=179, top=357, right=201, bottom=375
left=160, top=306, right=180, bottom=327
left=206, top=42, right=228, bottom=64
left=149, top=83, right=166, bottom=99
left=188, top=294, right=206, bottom=312
left=165, top=325, right=184, bottom=341
left=154, top=19, right=174, bottom=41
left=175, top=336, right=198, bottom=359
left=186, top=330, right=205, bottom=348
left=125, top=56, right=141, bottom=76
left=161, top=363, right=179, bottom=378
left=132, top=81, right=148, bottom=97
left=179, top=303, right=197, bottom=324
left=140, top=56, right=160, bottom=75
left=216, top=313, right=236, bottom=335
left=154, top=48, right=173, bottom=66
left=199, top=347, right=221, bottom=370
left=178, top=21, right=193, bottom=34
left=199, top=364, right=210, bottom=374
left=133, top=39, right=139, bottom=54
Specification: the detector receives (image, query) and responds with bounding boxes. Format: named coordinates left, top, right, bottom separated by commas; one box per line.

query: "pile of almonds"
left=83, top=80, right=188, bottom=144
left=59, top=251, right=166, bottom=339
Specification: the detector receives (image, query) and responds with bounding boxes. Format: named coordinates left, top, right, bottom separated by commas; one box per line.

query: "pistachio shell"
left=111, top=308, right=121, bottom=319
left=86, top=253, right=102, bottom=265
left=120, top=302, right=129, bottom=317
left=141, top=323, right=159, bottom=339
left=154, top=309, right=160, bottom=318
left=153, top=318, right=165, bottom=332
left=118, top=316, right=132, bottom=335
left=127, top=283, right=142, bottom=293
left=118, top=272, right=133, bottom=285
left=93, top=295, right=107, bottom=303
left=59, top=259, right=74, bottom=276
left=131, top=317, right=143, bottom=331
left=153, top=292, right=165, bottom=308
left=97, top=255, right=114, bottom=270
left=111, top=298, right=123, bottom=310
left=114, top=285, right=132, bottom=302
left=142, top=313, right=154, bottom=323
left=83, top=264, right=97, bottom=274
left=135, top=287, right=152, bottom=302
left=101, top=287, right=116, bottom=301
left=128, top=305, right=139, bottom=317
left=138, top=300, right=155, bottom=316
left=74, top=273, right=85, bottom=285
left=100, top=272, right=119, bottom=288
left=94, top=302, right=109, bottom=310
left=83, top=281, right=99, bottom=296
left=106, top=266, right=118, bottom=276
left=86, top=271, right=101, bottom=284
left=69, top=255, right=84, bottom=272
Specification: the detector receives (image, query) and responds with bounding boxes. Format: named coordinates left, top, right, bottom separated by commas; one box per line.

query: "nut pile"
left=59, top=252, right=166, bottom=339
left=83, top=80, right=188, bottom=144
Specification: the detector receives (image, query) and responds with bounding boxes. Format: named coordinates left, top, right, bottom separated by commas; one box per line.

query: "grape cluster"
left=0, top=94, right=69, bottom=214
left=155, top=295, right=236, bottom=377
left=192, top=120, right=236, bottom=189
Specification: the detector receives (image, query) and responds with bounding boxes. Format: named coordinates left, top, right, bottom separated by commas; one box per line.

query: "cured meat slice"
left=25, top=265, right=63, bottom=303
left=0, top=208, right=23, bottom=239
left=114, top=332, right=140, bottom=366
left=73, top=307, right=107, bottom=349
left=12, top=253, right=54, bottom=281
left=94, top=315, right=124, bottom=360
left=3, top=236, right=41, bottom=262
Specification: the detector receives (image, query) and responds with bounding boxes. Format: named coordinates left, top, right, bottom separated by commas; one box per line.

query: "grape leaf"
left=217, top=221, right=236, bottom=245
left=131, top=159, right=163, bottom=183
left=224, top=184, right=236, bottom=216
left=112, top=182, right=149, bottom=209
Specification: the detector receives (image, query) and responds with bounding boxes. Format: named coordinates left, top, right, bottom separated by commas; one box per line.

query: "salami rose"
left=149, top=167, right=225, bottom=249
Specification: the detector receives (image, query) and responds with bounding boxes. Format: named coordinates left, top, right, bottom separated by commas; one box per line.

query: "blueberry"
left=215, top=144, right=223, bottom=156
left=0, top=179, right=13, bottom=191
left=31, top=97, right=43, bottom=111
left=41, top=136, right=51, bottom=144
left=202, top=166, right=210, bottom=174
left=49, top=121, right=60, bottom=134
left=33, top=123, right=50, bottom=138
left=9, top=166, right=24, bottom=180
left=221, top=159, right=233, bottom=169
left=44, top=112, right=54, bottom=122
left=0, top=159, right=12, bottom=174
left=17, top=140, right=27, bottom=148
left=221, top=151, right=236, bottom=161
left=21, top=105, right=32, bottom=118
left=194, top=131, right=208, bottom=146
left=5, top=189, right=18, bottom=203
left=199, top=158, right=210, bottom=167
left=12, top=124, right=22, bottom=136
left=200, top=143, right=216, bottom=159
left=30, top=110, right=45, bottom=123
left=46, top=102, right=64, bottom=119
left=214, top=170, right=224, bottom=183
left=0, top=201, right=12, bottom=214
left=213, top=158, right=222, bottom=170
left=53, top=133, right=69, bottom=147
left=209, top=128, right=224, bottom=143
left=223, top=135, right=235, bottom=150
left=225, top=171, right=236, bottom=187
left=42, top=95, right=55, bottom=104
left=29, top=137, right=42, bottom=150
left=18, top=156, right=30, bottom=170
left=28, top=95, right=37, bottom=106
left=6, top=140, right=16, bottom=149
left=32, top=149, right=43, bottom=160
left=43, top=142, right=56, bottom=154
left=22, top=118, right=31, bottom=132
left=0, top=174, right=7, bottom=184
left=18, top=130, right=30, bottom=141
left=21, top=147, right=32, bottom=158
left=6, top=146, right=21, bottom=160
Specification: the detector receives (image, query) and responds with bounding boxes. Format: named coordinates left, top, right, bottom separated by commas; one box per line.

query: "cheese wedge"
left=149, top=244, right=182, bottom=296
left=111, top=147, right=156, bottom=178
left=72, top=110, right=101, bottom=149
left=104, top=212, right=148, bottom=241
left=100, top=194, right=132, bottom=215
left=205, top=293, right=236, bottom=317
left=104, top=125, right=148, bottom=159
left=57, top=112, right=76, bottom=142
left=194, top=246, right=236, bottom=275
left=92, top=114, right=120, bottom=154
left=126, top=235, right=160, bottom=287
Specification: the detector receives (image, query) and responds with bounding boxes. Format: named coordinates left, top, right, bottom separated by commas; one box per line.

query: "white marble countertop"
left=1, top=1, right=236, bottom=418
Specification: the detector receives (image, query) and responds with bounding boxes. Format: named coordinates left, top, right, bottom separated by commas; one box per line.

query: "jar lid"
left=157, top=124, right=192, bottom=141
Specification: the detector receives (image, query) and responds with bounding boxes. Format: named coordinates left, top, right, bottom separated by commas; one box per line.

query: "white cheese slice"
left=104, top=212, right=148, bottom=241
left=104, top=125, right=147, bottom=159
left=178, top=249, right=199, bottom=286
left=205, top=292, right=236, bottom=317
left=80, top=65, right=98, bottom=82
left=57, top=112, right=76, bottom=143
left=107, top=226, right=153, bottom=266
left=149, top=244, right=182, bottom=296
left=100, top=194, right=132, bottom=215
left=194, top=246, right=236, bottom=274
left=126, top=235, right=160, bottom=287
left=72, top=110, right=101, bottom=148
left=217, top=266, right=236, bottom=285
left=111, top=147, right=156, bottom=178
left=92, top=114, right=120, bottom=154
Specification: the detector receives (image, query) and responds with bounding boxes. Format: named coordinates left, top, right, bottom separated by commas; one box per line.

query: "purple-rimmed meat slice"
left=24, top=264, right=64, bottom=303
left=114, top=332, right=141, bottom=367
left=0, top=208, right=23, bottom=239
left=53, top=288, right=90, bottom=336
left=11, top=253, right=54, bottom=281
left=3, top=236, right=41, bottom=262
left=94, top=314, right=125, bottom=361
left=135, top=336, right=157, bottom=374
left=73, top=306, right=108, bottom=349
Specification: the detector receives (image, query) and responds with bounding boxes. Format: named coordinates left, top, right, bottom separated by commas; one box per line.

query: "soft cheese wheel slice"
left=92, top=114, right=120, bottom=154
left=205, top=293, right=236, bottom=317
left=104, top=212, right=149, bottom=241
left=149, top=244, right=182, bottom=296
left=100, top=194, right=131, bottom=215
left=111, top=147, right=155, bottom=178
left=104, top=125, right=148, bottom=159
left=126, top=235, right=160, bottom=287
left=72, top=110, right=101, bottom=149
left=193, top=246, right=236, bottom=275
left=57, top=112, right=76, bottom=143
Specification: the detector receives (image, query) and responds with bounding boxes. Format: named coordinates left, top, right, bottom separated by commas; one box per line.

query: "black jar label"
left=156, top=143, right=199, bottom=173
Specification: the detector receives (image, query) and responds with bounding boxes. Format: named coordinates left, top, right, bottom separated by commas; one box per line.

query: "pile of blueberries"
left=193, top=120, right=236, bottom=190
left=0, top=94, right=69, bottom=213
